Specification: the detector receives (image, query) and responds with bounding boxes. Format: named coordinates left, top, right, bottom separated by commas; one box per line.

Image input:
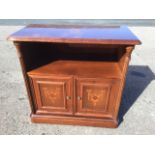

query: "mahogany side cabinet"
left=8, top=24, right=141, bottom=128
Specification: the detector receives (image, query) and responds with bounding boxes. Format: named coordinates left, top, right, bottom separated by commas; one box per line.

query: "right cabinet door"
left=75, top=78, right=121, bottom=118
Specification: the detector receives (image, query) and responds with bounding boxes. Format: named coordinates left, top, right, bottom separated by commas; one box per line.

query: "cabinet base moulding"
left=31, top=114, right=118, bottom=128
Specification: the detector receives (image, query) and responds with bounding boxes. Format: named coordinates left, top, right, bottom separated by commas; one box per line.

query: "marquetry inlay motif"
left=82, top=86, right=109, bottom=111
left=39, top=84, right=65, bottom=108
left=87, top=89, right=105, bottom=106
left=42, top=87, right=60, bottom=103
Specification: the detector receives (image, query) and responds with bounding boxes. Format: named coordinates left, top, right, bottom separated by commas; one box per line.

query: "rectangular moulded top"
left=8, top=24, right=141, bottom=45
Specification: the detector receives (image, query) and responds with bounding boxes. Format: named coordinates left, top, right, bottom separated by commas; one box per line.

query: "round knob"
left=77, top=96, right=82, bottom=100
left=66, top=96, right=71, bottom=100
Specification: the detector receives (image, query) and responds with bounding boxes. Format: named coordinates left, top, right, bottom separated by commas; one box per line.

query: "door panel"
left=75, top=78, right=120, bottom=118
left=30, top=76, right=73, bottom=115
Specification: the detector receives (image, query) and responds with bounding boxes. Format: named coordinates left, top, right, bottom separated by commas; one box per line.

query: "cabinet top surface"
left=8, top=24, right=141, bottom=45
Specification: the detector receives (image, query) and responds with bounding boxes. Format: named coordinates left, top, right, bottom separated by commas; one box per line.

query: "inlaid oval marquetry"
left=84, top=88, right=108, bottom=109
left=41, top=86, right=61, bottom=107
left=75, top=78, right=120, bottom=118
left=29, top=76, right=73, bottom=115
left=87, top=89, right=105, bottom=106
left=40, top=84, right=64, bottom=108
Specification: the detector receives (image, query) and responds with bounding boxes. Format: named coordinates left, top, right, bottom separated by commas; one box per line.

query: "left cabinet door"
left=29, top=75, right=73, bottom=115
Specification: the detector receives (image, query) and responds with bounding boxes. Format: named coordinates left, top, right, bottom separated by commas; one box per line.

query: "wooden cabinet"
left=29, top=75, right=121, bottom=119
left=8, top=24, right=141, bottom=128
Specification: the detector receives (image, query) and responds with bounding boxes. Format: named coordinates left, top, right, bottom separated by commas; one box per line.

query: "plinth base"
left=31, top=114, right=118, bottom=128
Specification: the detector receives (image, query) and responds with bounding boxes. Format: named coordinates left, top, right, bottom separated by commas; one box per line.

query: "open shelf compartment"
left=28, top=60, right=122, bottom=79
left=26, top=43, right=123, bottom=79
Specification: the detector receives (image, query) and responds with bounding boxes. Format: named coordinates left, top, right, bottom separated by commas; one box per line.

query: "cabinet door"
left=30, top=76, right=73, bottom=115
left=75, top=78, right=120, bottom=118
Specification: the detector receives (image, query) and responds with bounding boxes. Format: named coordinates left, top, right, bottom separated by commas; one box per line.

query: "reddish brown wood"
left=31, top=114, right=118, bottom=128
left=75, top=78, right=121, bottom=118
left=27, top=60, right=122, bottom=79
left=8, top=24, right=141, bottom=128
left=8, top=24, right=141, bottom=45
left=29, top=75, right=73, bottom=115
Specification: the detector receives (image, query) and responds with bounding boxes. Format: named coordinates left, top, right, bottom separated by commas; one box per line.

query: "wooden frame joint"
left=125, top=46, right=135, bottom=60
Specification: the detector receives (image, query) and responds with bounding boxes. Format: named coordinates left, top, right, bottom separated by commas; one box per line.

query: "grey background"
left=0, top=20, right=155, bottom=134
left=0, top=19, right=155, bottom=26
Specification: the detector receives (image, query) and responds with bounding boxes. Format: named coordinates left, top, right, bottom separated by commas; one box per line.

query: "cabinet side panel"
left=114, top=46, right=135, bottom=119
left=14, top=42, right=58, bottom=114
left=14, top=42, right=36, bottom=113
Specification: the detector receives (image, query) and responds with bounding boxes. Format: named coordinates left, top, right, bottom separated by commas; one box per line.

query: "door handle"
left=77, top=96, right=82, bottom=100
left=66, top=96, right=71, bottom=100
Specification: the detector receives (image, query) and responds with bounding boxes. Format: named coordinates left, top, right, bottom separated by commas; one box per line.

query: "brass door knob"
left=77, top=96, right=82, bottom=100
left=66, top=96, right=71, bottom=100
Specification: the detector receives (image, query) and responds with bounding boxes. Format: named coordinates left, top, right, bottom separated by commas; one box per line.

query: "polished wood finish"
left=29, top=76, right=73, bottom=115
left=8, top=24, right=141, bottom=128
left=8, top=24, right=141, bottom=45
left=75, top=78, right=121, bottom=118
left=28, top=60, right=122, bottom=78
